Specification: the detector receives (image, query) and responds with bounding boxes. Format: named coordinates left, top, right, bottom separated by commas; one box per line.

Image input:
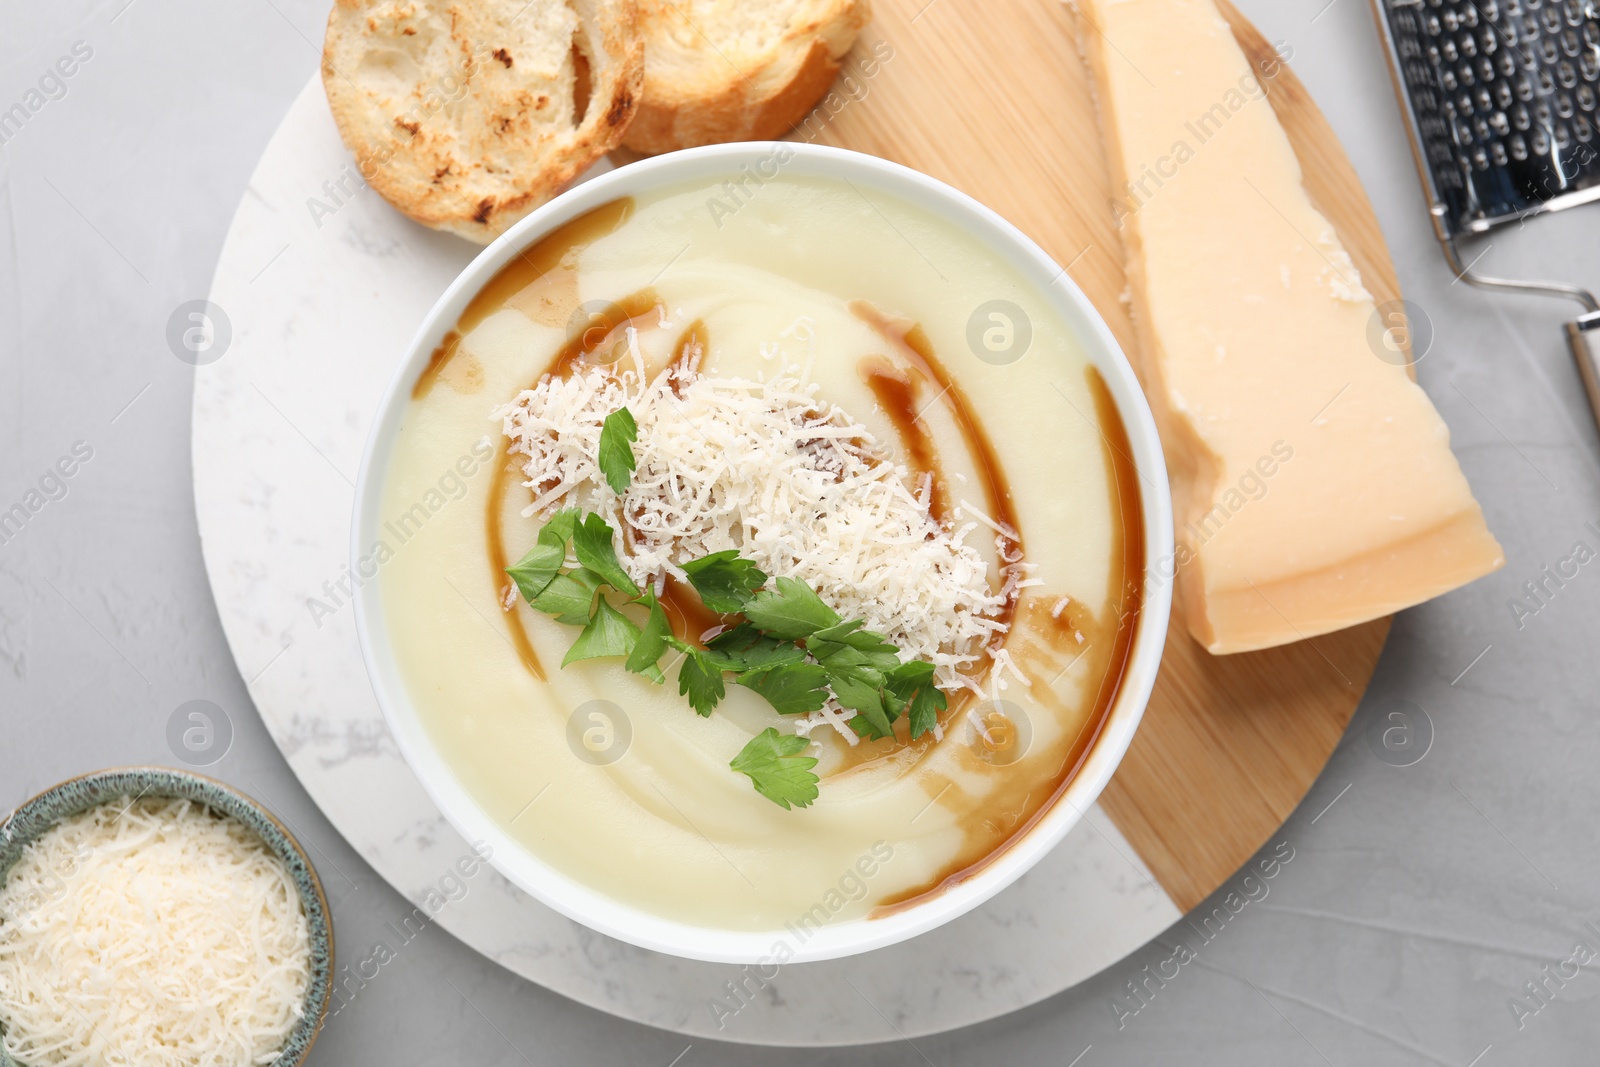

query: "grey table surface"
left=4, top=0, right=1599, bottom=1063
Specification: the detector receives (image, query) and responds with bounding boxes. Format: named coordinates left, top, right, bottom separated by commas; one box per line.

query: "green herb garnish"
left=562, top=597, right=641, bottom=667
left=737, top=663, right=831, bottom=716
left=681, top=550, right=768, bottom=614
left=742, top=577, right=841, bottom=639
left=623, top=593, right=671, bottom=682
left=672, top=642, right=727, bottom=717
left=597, top=406, right=638, bottom=494
left=506, top=510, right=951, bottom=809
left=571, top=513, right=639, bottom=597
left=729, top=728, right=820, bottom=810
left=506, top=507, right=579, bottom=602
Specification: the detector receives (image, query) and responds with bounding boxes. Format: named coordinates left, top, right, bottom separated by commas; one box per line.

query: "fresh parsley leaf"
left=571, top=513, right=640, bottom=596
left=742, top=577, right=840, bottom=640
left=729, top=728, right=820, bottom=810
left=807, top=624, right=902, bottom=673
left=680, top=551, right=768, bottom=615
left=675, top=645, right=727, bottom=717
left=705, top=622, right=806, bottom=672
left=886, top=661, right=945, bottom=741
left=597, top=407, right=638, bottom=494
left=809, top=620, right=900, bottom=660
left=830, top=667, right=896, bottom=739
left=624, top=593, right=670, bottom=683
left=884, top=659, right=935, bottom=694
left=562, top=597, right=642, bottom=666
left=505, top=508, right=579, bottom=602
left=737, top=663, right=830, bottom=715
left=531, top=568, right=605, bottom=625
left=905, top=685, right=947, bottom=741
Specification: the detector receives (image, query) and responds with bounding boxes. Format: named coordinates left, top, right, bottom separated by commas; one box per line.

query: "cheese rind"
left=1078, top=0, right=1503, bottom=653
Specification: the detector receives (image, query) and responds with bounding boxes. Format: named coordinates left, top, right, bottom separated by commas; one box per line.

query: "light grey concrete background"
left=3, top=0, right=1598, bottom=1063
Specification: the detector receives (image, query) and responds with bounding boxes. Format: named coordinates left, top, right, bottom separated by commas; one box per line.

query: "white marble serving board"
left=190, top=75, right=1182, bottom=1045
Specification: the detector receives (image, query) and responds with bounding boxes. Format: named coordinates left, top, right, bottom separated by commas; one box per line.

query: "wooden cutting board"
left=786, top=0, right=1393, bottom=912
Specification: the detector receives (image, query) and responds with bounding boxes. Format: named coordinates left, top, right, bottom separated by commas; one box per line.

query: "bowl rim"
left=352, top=141, right=1175, bottom=964
left=0, top=766, right=334, bottom=1067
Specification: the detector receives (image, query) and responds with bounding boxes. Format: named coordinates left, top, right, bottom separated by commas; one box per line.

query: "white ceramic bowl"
left=353, top=143, right=1174, bottom=965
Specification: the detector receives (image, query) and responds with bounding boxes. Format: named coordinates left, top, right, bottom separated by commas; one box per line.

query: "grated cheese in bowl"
left=0, top=796, right=313, bottom=1067
left=497, top=355, right=1021, bottom=733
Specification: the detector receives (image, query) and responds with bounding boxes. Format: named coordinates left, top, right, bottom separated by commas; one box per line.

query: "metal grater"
left=1370, top=0, right=1600, bottom=431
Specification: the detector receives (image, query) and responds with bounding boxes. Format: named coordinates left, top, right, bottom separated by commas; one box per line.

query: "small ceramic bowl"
left=0, top=767, right=333, bottom=1067
left=354, top=142, right=1175, bottom=964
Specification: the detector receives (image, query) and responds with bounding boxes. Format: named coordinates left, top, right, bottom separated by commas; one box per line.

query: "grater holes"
left=1387, top=0, right=1600, bottom=226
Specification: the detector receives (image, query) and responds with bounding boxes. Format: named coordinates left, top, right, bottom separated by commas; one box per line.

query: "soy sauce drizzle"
left=872, top=366, right=1145, bottom=916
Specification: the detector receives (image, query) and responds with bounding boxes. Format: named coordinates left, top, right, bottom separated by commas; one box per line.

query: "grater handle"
left=1569, top=312, right=1600, bottom=440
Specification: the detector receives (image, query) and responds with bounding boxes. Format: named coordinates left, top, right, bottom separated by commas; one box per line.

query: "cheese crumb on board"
left=497, top=360, right=1011, bottom=690
left=1077, top=0, right=1503, bottom=653
left=0, top=797, right=312, bottom=1067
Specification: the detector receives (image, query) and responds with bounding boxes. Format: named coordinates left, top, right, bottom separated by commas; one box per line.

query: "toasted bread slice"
left=623, top=0, right=869, bottom=154
left=323, top=0, right=644, bottom=243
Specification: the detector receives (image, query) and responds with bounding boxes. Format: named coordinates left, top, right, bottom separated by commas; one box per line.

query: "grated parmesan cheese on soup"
left=496, top=358, right=1015, bottom=695
left=0, top=797, right=312, bottom=1067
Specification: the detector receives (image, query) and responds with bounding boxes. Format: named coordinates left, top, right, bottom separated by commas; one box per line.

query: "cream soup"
left=378, top=174, right=1142, bottom=930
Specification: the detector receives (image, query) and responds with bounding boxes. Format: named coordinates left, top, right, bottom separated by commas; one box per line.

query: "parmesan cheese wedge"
left=1077, top=0, right=1503, bottom=654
